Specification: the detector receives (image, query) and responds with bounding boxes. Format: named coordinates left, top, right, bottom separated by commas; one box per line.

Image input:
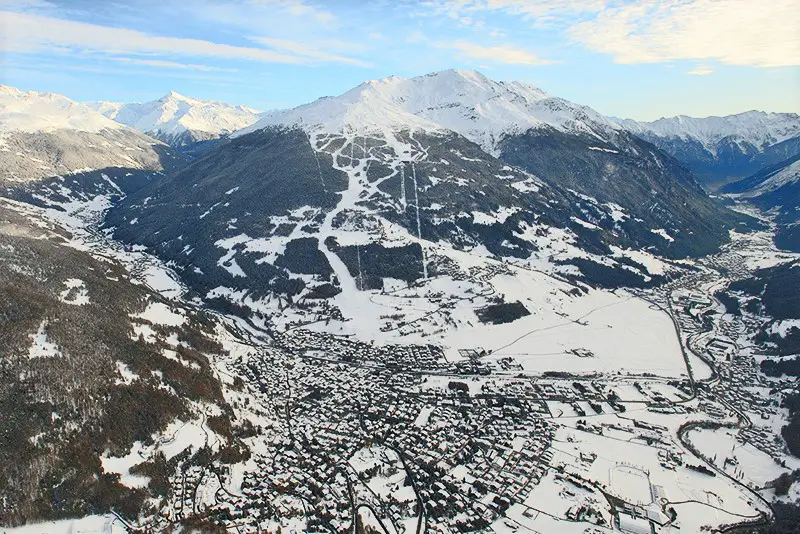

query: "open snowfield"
left=687, top=427, right=800, bottom=488
left=550, top=424, right=769, bottom=532
left=306, top=260, right=688, bottom=378
left=1, top=515, right=128, bottom=534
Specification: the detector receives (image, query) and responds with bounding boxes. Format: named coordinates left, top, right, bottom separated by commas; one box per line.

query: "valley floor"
left=3, top=193, right=799, bottom=534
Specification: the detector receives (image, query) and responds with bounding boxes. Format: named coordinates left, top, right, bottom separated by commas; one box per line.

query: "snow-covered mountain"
left=239, top=69, right=620, bottom=155
left=240, top=70, right=743, bottom=253
left=88, top=91, right=262, bottom=149
left=616, top=111, right=800, bottom=186
left=0, top=85, right=180, bottom=185
left=103, top=69, right=752, bottom=345
left=728, top=156, right=800, bottom=197
left=618, top=112, right=800, bottom=150
left=722, top=154, right=800, bottom=252
left=1, top=85, right=125, bottom=133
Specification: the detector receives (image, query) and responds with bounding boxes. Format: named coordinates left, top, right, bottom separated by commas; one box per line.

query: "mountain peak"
left=88, top=91, right=262, bottom=140
left=617, top=110, right=800, bottom=150
left=160, top=90, right=195, bottom=103
left=0, top=85, right=124, bottom=133
left=238, top=69, right=613, bottom=154
left=429, top=68, right=488, bottom=80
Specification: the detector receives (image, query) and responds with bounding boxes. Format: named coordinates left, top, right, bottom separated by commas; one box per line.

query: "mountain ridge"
left=1, top=85, right=127, bottom=134
left=0, top=85, right=181, bottom=185
left=614, top=110, right=800, bottom=186
left=86, top=91, right=263, bottom=149
left=237, top=69, right=621, bottom=155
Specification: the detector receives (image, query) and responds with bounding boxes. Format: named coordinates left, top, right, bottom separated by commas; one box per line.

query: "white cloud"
left=439, top=40, right=556, bottom=65
left=250, top=37, right=370, bottom=67
left=687, top=65, right=713, bottom=76
left=568, top=0, right=800, bottom=68
left=471, top=0, right=604, bottom=17
left=110, top=58, right=238, bottom=72
left=248, top=0, right=337, bottom=25
left=0, top=10, right=362, bottom=66
left=421, top=0, right=604, bottom=23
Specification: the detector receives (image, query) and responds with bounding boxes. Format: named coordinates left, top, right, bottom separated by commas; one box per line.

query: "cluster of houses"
left=176, top=327, right=559, bottom=531
left=142, top=233, right=797, bottom=533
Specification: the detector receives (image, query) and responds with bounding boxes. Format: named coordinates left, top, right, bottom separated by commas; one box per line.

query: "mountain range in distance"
left=85, top=90, right=266, bottom=157
left=2, top=71, right=798, bottom=273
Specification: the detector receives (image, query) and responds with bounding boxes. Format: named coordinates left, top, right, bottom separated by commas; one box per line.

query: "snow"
left=609, top=464, right=651, bottom=505
left=769, top=319, right=800, bottom=337
left=59, top=278, right=90, bottom=305
left=413, top=406, right=434, bottom=427
left=133, top=301, right=185, bottom=327
left=28, top=320, right=61, bottom=359
left=0, top=85, right=125, bottom=133
left=651, top=228, right=675, bottom=242
left=549, top=423, right=769, bottom=534
left=686, top=427, right=796, bottom=487
left=605, top=202, right=629, bottom=223
left=510, top=176, right=540, bottom=193
left=471, top=206, right=519, bottom=225
left=115, top=361, right=139, bottom=385
left=88, top=90, right=261, bottom=138
left=480, top=286, right=688, bottom=378
left=611, top=246, right=668, bottom=275
left=157, top=418, right=212, bottom=459
left=571, top=216, right=599, bottom=230
left=100, top=443, right=150, bottom=489
left=236, top=69, right=620, bottom=154
left=616, top=110, right=800, bottom=152
left=741, top=158, right=800, bottom=196
left=142, top=266, right=184, bottom=298
left=588, top=146, right=619, bottom=154
left=0, top=515, right=128, bottom=533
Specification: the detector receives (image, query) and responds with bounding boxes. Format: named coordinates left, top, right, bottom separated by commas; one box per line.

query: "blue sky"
left=1, top=0, right=798, bottom=120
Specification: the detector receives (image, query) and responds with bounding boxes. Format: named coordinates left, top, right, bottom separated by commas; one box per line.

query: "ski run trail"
left=311, top=128, right=430, bottom=325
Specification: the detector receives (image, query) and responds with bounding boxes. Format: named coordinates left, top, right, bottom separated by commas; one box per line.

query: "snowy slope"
left=238, top=69, right=620, bottom=154
left=617, top=111, right=800, bottom=151
left=744, top=157, right=800, bottom=195
left=615, top=111, right=800, bottom=185
left=0, top=85, right=125, bottom=133
left=88, top=91, right=262, bottom=142
left=722, top=154, right=800, bottom=225
left=0, top=85, right=181, bottom=184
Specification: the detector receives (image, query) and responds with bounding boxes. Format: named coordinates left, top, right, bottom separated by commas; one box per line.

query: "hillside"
left=0, top=198, right=242, bottom=528
left=0, top=85, right=180, bottom=186
left=103, top=70, right=756, bottom=347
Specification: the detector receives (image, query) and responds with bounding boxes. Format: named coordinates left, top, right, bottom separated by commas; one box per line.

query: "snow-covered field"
left=687, top=427, right=800, bottom=488
left=1, top=515, right=128, bottom=534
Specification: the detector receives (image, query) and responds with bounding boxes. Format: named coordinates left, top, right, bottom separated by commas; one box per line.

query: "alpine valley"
left=1, top=70, right=799, bottom=534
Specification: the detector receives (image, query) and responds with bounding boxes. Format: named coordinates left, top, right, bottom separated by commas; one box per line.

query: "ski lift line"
left=307, top=132, right=327, bottom=192
left=411, top=163, right=428, bottom=280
